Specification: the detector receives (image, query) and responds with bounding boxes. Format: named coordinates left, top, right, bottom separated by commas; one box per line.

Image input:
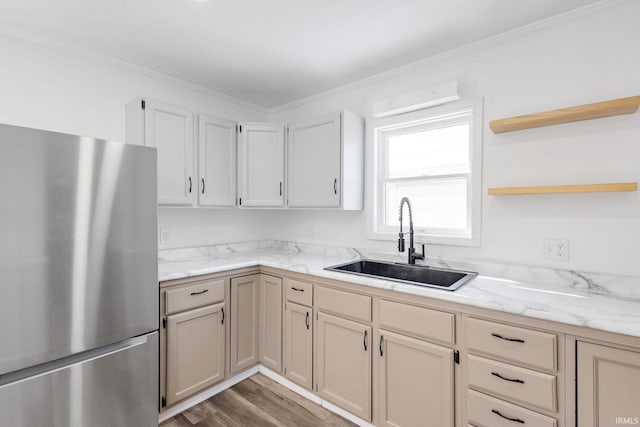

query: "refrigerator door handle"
left=0, top=335, right=148, bottom=388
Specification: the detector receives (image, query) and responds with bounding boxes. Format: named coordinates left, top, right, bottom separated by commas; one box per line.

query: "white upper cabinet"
left=238, top=123, right=285, bottom=207
left=288, top=113, right=341, bottom=207
left=198, top=114, right=237, bottom=207
left=126, top=98, right=195, bottom=206
left=287, top=111, right=364, bottom=210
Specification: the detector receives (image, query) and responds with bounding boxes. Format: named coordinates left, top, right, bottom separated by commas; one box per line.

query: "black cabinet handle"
left=379, top=335, right=384, bottom=357
left=221, top=307, right=225, bottom=325
left=291, top=287, right=305, bottom=292
left=305, top=312, right=310, bottom=330
left=190, top=289, right=209, bottom=296
left=201, top=178, right=205, bottom=194
left=188, top=177, right=192, bottom=193
left=333, top=178, right=337, bottom=194
left=491, top=333, right=525, bottom=343
left=491, top=371, right=525, bottom=384
left=363, top=330, right=368, bottom=351
left=491, top=409, right=525, bottom=424
left=279, top=182, right=282, bottom=196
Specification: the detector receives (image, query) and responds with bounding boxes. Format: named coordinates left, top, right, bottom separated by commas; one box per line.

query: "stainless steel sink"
left=324, top=259, right=477, bottom=291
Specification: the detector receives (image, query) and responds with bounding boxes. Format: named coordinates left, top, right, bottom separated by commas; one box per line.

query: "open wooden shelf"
left=490, top=95, right=640, bottom=134
left=488, top=182, right=637, bottom=196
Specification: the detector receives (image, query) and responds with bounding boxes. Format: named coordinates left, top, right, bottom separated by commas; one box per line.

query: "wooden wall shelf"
left=490, top=96, right=640, bottom=134
left=488, top=182, right=638, bottom=196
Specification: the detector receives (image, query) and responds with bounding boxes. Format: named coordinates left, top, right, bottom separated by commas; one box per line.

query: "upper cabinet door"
left=238, top=123, right=285, bottom=207
left=143, top=100, right=195, bottom=206
left=198, top=115, right=237, bottom=207
left=288, top=113, right=341, bottom=208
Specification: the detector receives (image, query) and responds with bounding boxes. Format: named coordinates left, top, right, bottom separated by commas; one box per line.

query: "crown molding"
left=0, top=24, right=268, bottom=115
left=267, top=0, right=637, bottom=114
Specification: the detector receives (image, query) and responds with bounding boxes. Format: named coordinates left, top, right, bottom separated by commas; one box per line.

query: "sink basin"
left=324, top=259, right=477, bottom=291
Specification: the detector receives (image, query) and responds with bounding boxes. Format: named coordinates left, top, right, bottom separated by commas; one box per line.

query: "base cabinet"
left=166, top=303, right=225, bottom=407
left=577, top=341, right=640, bottom=427
left=316, top=312, right=372, bottom=421
left=284, top=302, right=313, bottom=389
left=230, top=274, right=260, bottom=374
left=377, top=330, right=454, bottom=427
left=259, top=274, right=283, bottom=373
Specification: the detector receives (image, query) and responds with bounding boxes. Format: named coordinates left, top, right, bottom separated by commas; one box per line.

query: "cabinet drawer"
left=285, top=278, right=313, bottom=306
left=467, top=355, right=557, bottom=412
left=316, top=286, right=371, bottom=322
left=379, top=299, right=455, bottom=345
left=465, top=317, right=557, bottom=371
left=165, top=279, right=225, bottom=315
left=467, top=389, right=557, bottom=427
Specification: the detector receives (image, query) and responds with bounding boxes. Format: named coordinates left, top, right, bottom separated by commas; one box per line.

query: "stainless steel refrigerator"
left=0, top=123, right=159, bottom=426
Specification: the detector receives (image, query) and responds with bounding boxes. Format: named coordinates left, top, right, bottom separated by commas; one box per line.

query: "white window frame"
left=368, top=99, right=483, bottom=247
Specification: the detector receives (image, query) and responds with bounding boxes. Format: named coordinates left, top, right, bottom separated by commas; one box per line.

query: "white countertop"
left=159, top=241, right=640, bottom=339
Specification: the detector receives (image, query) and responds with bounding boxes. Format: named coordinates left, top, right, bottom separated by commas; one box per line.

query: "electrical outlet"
left=160, top=228, right=170, bottom=245
left=544, top=238, right=569, bottom=261
left=305, top=225, right=315, bottom=240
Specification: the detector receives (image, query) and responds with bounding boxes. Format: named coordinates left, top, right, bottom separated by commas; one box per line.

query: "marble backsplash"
left=158, top=239, right=640, bottom=302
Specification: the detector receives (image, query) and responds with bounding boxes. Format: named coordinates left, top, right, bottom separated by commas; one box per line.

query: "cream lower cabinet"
left=259, top=274, right=283, bottom=373
left=166, top=302, right=225, bottom=407
left=377, top=330, right=454, bottom=427
left=284, top=302, right=313, bottom=389
left=316, top=311, right=372, bottom=421
left=230, top=274, right=260, bottom=374
left=577, top=341, right=640, bottom=427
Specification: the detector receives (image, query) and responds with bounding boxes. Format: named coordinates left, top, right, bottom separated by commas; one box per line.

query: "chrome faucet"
left=398, top=197, right=425, bottom=265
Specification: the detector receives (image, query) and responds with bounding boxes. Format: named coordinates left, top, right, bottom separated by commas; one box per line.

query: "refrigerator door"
left=0, top=124, right=158, bottom=374
left=0, top=332, right=158, bottom=427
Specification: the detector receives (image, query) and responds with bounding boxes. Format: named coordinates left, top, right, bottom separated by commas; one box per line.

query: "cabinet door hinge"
left=454, top=350, right=460, bottom=365
left=162, top=318, right=167, bottom=329
left=161, top=396, right=167, bottom=408
left=141, top=99, right=146, bottom=110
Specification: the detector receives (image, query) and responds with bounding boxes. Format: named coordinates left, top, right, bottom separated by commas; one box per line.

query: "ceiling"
left=0, top=0, right=601, bottom=108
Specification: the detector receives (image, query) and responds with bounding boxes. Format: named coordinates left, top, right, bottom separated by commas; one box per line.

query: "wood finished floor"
left=160, top=374, right=356, bottom=427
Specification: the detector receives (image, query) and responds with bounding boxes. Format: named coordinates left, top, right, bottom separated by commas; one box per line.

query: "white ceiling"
left=0, top=0, right=601, bottom=108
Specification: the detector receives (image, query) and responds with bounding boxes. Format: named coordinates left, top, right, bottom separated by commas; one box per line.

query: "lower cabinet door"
left=230, top=274, right=260, bottom=374
left=260, top=274, right=283, bottom=372
left=316, top=312, right=372, bottom=421
left=166, top=303, right=225, bottom=406
left=578, top=341, right=640, bottom=427
left=284, top=302, right=313, bottom=389
left=377, top=330, right=454, bottom=427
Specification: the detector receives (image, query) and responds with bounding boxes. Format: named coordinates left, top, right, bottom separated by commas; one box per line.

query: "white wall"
left=0, top=31, right=270, bottom=249
left=267, top=3, right=640, bottom=275
left=3, top=4, right=640, bottom=273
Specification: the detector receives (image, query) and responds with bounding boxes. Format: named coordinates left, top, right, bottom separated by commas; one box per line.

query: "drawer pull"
left=491, top=371, right=525, bottom=384
left=291, top=287, right=305, bottom=292
left=190, top=289, right=209, bottom=296
left=491, top=332, right=525, bottom=343
left=491, top=409, right=525, bottom=424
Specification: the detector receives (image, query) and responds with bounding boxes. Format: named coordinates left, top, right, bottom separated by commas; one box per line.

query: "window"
left=371, top=100, right=482, bottom=246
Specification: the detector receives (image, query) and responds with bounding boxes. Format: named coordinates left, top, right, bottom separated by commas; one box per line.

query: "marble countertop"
left=159, top=240, right=640, bottom=339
